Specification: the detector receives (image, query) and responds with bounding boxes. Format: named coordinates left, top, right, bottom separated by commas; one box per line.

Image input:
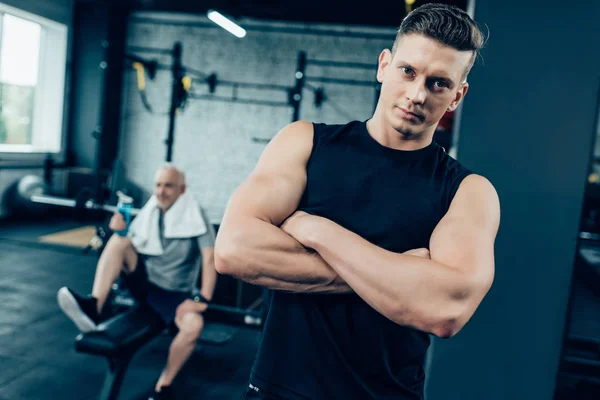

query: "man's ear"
left=377, top=49, right=393, bottom=84
left=448, top=82, right=469, bottom=112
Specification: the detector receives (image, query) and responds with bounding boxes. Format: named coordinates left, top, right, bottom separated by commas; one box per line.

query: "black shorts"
left=121, top=256, right=190, bottom=324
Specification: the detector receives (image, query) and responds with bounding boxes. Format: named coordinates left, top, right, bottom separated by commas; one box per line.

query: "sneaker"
left=57, top=287, right=100, bottom=333
left=148, top=386, right=175, bottom=400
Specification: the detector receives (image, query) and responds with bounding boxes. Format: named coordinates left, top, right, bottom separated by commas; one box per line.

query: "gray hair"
left=156, top=162, right=186, bottom=185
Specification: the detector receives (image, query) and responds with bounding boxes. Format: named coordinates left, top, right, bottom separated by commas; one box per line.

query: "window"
left=0, top=3, right=68, bottom=154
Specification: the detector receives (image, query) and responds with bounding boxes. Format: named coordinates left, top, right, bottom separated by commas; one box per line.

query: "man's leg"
left=91, top=235, right=138, bottom=312
left=154, top=312, right=204, bottom=392
left=58, top=234, right=138, bottom=332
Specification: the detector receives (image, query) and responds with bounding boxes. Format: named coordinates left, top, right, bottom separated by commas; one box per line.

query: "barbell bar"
left=30, top=194, right=141, bottom=216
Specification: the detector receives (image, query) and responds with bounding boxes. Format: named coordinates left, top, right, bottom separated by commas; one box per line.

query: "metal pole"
left=30, top=194, right=141, bottom=216
left=291, top=51, right=307, bottom=122
left=43, top=154, right=54, bottom=187
left=165, top=42, right=183, bottom=162
left=306, top=59, right=375, bottom=70
left=305, top=76, right=378, bottom=87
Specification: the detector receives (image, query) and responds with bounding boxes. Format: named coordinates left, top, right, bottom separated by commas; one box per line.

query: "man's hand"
left=109, top=212, right=126, bottom=231
left=176, top=299, right=207, bottom=320
left=280, top=210, right=319, bottom=246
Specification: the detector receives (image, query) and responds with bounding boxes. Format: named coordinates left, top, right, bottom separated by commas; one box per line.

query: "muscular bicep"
left=429, top=174, right=500, bottom=295
left=224, top=121, right=314, bottom=226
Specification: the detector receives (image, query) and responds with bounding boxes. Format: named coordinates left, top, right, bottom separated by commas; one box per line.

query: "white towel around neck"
left=129, top=191, right=207, bottom=256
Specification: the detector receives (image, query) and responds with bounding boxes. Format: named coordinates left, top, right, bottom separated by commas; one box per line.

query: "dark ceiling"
left=79, top=0, right=468, bottom=28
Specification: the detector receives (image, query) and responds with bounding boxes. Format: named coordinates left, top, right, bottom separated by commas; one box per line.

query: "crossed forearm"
left=296, top=216, right=472, bottom=336
left=215, top=217, right=352, bottom=294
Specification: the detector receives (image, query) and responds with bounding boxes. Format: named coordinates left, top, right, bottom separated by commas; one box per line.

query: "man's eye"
left=402, top=67, right=414, bottom=75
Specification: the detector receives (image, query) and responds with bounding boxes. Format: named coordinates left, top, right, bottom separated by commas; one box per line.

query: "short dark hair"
left=391, top=3, right=486, bottom=78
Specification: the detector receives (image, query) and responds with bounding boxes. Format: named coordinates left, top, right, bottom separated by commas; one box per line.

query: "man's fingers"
left=109, top=213, right=126, bottom=231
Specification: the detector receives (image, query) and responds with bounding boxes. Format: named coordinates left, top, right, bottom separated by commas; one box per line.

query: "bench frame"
left=75, top=303, right=265, bottom=400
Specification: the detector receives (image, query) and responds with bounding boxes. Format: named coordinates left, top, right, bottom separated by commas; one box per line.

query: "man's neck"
left=367, top=113, right=434, bottom=151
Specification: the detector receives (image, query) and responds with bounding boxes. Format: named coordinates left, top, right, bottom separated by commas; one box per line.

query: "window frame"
left=0, top=2, right=70, bottom=166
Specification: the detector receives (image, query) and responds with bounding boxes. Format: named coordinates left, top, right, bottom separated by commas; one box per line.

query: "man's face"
left=377, top=34, right=472, bottom=138
left=154, top=168, right=185, bottom=210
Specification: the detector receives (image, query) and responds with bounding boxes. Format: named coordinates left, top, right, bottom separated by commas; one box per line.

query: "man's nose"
left=406, top=79, right=427, bottom=105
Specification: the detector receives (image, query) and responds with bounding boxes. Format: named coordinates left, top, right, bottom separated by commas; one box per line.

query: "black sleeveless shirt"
left=249, top=120, right=472, bottom=400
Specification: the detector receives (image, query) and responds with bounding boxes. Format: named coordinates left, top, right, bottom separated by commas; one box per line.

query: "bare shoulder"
left=267, top=120, right=314, bottom=151
left=458, top=174, right=498, bottom=197
left=255, top=120, right=315, bottom=171
left=223, top=121, right=314, bottom=225
left=451, top=174, right=500, bottom=228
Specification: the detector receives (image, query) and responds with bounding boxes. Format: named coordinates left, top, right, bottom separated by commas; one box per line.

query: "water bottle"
left=115, top=191, right=134, bottom=237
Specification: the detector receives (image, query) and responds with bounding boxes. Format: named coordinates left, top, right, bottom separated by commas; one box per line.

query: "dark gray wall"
left=426, top=1, right=600, bottom=399
left=66, top=3, right=109, bottom=169
left=67, top=3, right=129, bottom=174
left=1, top=0, right=73, bottom=25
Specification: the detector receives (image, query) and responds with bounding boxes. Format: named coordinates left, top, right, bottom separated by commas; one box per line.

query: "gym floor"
left=0, top=220, right=260, bottom=400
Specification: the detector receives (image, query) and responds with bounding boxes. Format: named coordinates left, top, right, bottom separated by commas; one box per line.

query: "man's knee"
left=177, top=313, right=204, bottom=342
left=105, top=235, right=137, bottom=271
left=106, top=234, right=132, bottom=252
